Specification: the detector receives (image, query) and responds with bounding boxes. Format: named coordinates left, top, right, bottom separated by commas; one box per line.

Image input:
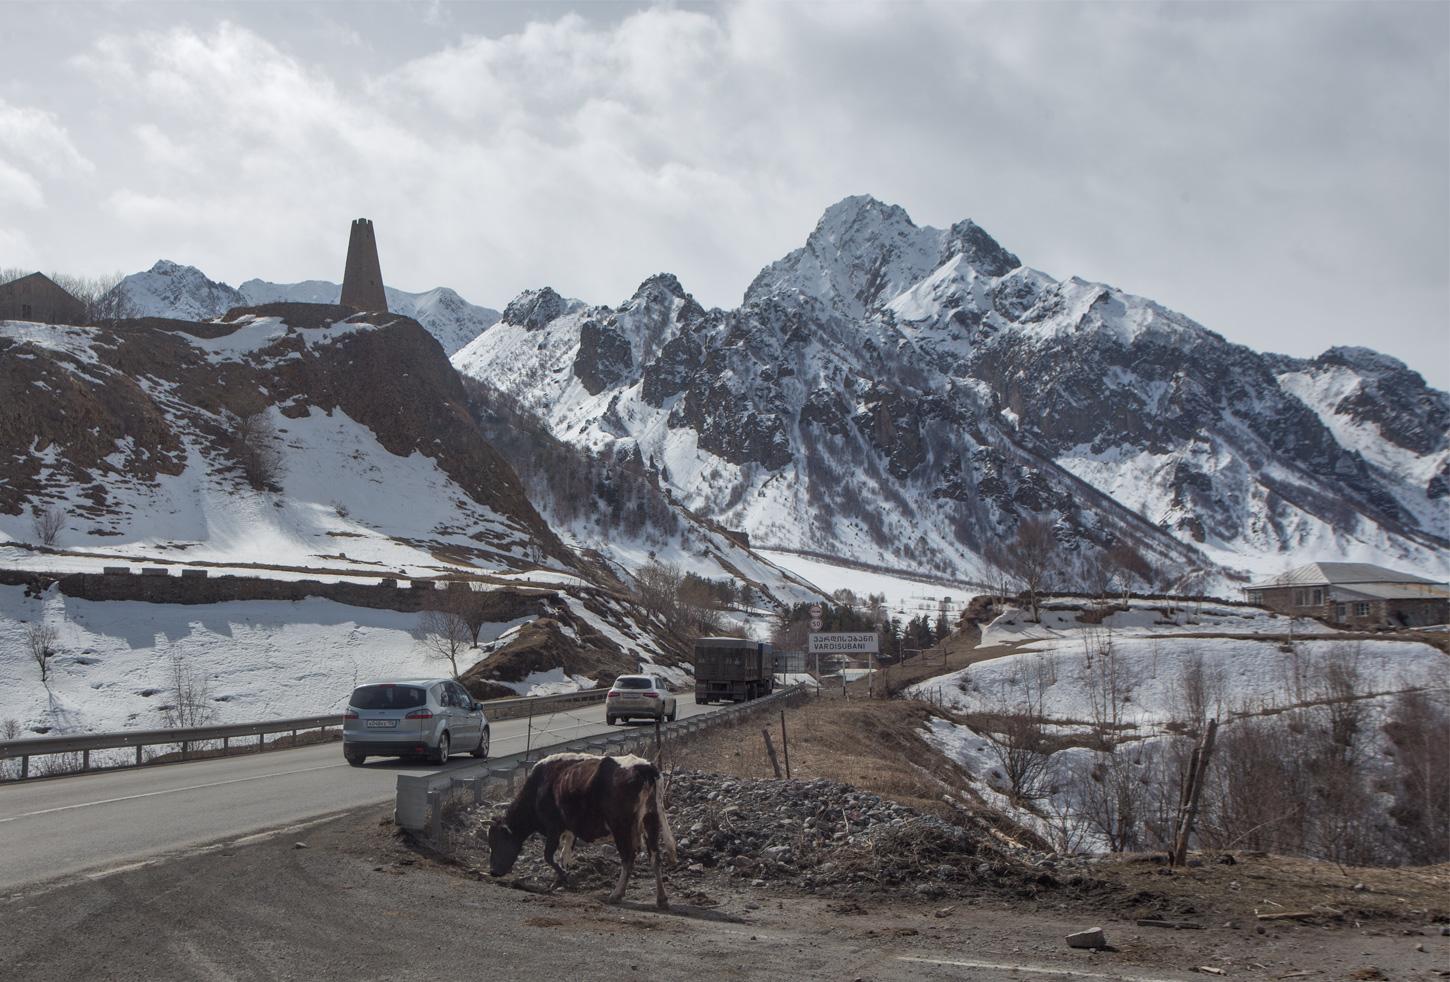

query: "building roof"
left=1326, top=582, right=1450, bottom=603
left=1247, top=562, right=1444, bottom=591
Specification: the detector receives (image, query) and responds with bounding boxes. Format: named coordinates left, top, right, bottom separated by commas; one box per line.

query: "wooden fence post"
left=1172, top=719, right=1218, bottom=866
left=761, top=728, right=782, bottom=778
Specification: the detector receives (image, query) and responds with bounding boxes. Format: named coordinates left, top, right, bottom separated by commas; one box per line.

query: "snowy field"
left=758, top=549, right=976, bottom=625
left=0, top=581, right=689, bottom=740
left=908, top=603, right=1450, bottom=852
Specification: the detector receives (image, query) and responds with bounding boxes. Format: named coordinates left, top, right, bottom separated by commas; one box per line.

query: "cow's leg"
left=542, top=832, right=571, bottom=890
left=608, top=827, right=635, bottom=904
left=643, top=809, right=668, bottom=909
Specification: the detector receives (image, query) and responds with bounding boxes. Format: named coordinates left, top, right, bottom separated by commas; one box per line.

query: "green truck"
left=693, top=637, right=775, bottom=704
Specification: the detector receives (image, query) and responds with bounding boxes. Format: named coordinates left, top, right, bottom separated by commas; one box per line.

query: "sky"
left=2, top=1, right=1446, bottom=389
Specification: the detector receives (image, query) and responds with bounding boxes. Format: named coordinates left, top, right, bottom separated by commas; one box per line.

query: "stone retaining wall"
left=2, top=568, right=443, bottom=612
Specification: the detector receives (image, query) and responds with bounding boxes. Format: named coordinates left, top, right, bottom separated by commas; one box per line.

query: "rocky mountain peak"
left=744, top=196, right=1018, bottom=321
left=501, top=287, right=573, bottom=332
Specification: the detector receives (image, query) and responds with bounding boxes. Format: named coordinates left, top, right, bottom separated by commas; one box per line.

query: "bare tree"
left=24, top=623, right=58, bottom=682
left=227, top=410, right=285, bottom=490
left=30, top=505, right=65, bottom=548
left=1106, top=541, right=1152, bottom=598
left=432, top=580, right=499, bottom=646
left=984, top=517, right=1060, bottom=621
left=632, top=561, right=725, bottom=635
left=161, top=652, right=214, bottom=728
left=50, top=271, right=133, bottom=324
left=419, top=606, right=472, bottom=679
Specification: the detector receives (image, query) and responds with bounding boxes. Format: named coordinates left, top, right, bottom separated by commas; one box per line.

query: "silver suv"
left=342, top=678, right=490, bottom=766
left=605, top=674, right=677, bottom=725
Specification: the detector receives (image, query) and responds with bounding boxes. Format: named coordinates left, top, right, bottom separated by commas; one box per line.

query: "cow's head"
left=488, top=823, right=523, bottom=876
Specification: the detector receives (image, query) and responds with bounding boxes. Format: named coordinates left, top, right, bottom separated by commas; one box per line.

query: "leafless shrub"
left=1070, top=741, right=1155, bottom=853
left=982, top=711, right=1053, bottom=804
left=226, top=410, right=285, bottom=490
left=1200, top=713, right=1310, bottom=854
left=1041, top=771, right=1091, bottom=854
left=1299, top=645, right=1378, bottom=865
left=160, top=652, right=214, bottom=728
left=1382, top=691, right=1450, bottom=863
left=24, top=623, right=58, bottom=682
left=30, top=505, right=65, bottom=548
left=1078, top=635, right=1136, bottom=742
left=1, top=719, right=21, bottom=780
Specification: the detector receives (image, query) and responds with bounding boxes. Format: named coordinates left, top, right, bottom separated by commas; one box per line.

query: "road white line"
left=0, top=762, right=344, bottom=823
left=84, top=860, right=154, bottom=880
left=897, top=956, right=1189, bottom=982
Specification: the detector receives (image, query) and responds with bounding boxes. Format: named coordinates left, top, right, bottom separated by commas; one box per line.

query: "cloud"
left=22, top=3, right=1448, bottom=387
left=0, top=99, right=93, bottom=211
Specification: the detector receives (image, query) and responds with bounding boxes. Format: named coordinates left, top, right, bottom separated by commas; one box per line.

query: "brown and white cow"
left=487, top=752, right=677, bottom=909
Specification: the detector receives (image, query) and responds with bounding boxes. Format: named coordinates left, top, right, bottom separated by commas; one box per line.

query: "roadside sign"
left=809, top=604, right=822, bottom=618
left=808, top=632, right=879, bottom=654
left=809, top=617, right=823, bottom=631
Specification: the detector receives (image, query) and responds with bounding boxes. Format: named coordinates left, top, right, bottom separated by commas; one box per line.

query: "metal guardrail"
left=0, top=688, right=612, bottom=782
left=396, top=683, right=812, bottom=838
left=0, top=715, right=344, bottom=780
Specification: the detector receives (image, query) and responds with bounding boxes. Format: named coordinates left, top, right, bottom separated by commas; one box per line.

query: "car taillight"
left=606, top=692, right=617, bottom=698
left=405, top=710, right=433, bottom=719
left=643, top=693, right=659, bottom=699
left=343, top=710, right=358, bottom=719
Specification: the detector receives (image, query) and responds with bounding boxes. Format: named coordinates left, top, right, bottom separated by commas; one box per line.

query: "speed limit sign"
left=810, top=617, right=823, bottom=631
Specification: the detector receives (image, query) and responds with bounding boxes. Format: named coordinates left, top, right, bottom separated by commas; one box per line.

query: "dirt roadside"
left=1, top=804, right=1442, bottom=982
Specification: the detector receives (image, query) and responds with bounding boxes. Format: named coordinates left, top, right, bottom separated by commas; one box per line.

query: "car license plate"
left=365, top=719, right=397, bottom=728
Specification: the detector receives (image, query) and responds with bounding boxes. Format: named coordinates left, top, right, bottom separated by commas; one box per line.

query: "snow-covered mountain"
left=115, top=261, right=500, bottom=356
left=453, top=195, right=1450, bottom=585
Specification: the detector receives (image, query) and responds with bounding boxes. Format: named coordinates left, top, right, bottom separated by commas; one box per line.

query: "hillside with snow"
left=0, top=307, right=557, bottom=576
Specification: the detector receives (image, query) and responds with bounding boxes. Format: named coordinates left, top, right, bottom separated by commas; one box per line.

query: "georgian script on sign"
left=808, top=633, right=879, bottom=653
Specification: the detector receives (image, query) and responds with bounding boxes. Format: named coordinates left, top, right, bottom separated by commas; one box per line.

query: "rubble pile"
left=457, top=769, right=1110, bottom=903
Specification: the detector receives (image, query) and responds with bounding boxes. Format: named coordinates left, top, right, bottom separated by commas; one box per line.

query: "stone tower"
left=340, top=218, right=388, bottom=312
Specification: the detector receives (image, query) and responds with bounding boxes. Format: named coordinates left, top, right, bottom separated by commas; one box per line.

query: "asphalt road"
left=0, top=694, right=719, bottom=896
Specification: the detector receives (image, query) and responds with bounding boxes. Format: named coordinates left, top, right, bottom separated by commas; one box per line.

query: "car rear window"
left=614, top=677, right=653, bottom=689
left=350, top=684, right=426, bottom=710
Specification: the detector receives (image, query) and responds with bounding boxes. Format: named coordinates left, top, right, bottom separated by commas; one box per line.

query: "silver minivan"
left=342, top=678, right=490, bottom=766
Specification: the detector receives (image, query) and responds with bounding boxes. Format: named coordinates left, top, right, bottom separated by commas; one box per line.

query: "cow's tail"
left=650, top=777, right=677, bottom=865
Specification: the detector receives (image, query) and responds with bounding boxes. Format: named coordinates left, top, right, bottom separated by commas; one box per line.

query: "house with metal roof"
left=1244, top=562, right=1448, bottom=629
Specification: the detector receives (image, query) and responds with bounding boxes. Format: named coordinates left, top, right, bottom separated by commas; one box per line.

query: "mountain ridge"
left=454, top=194, right=1448, bottom=586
